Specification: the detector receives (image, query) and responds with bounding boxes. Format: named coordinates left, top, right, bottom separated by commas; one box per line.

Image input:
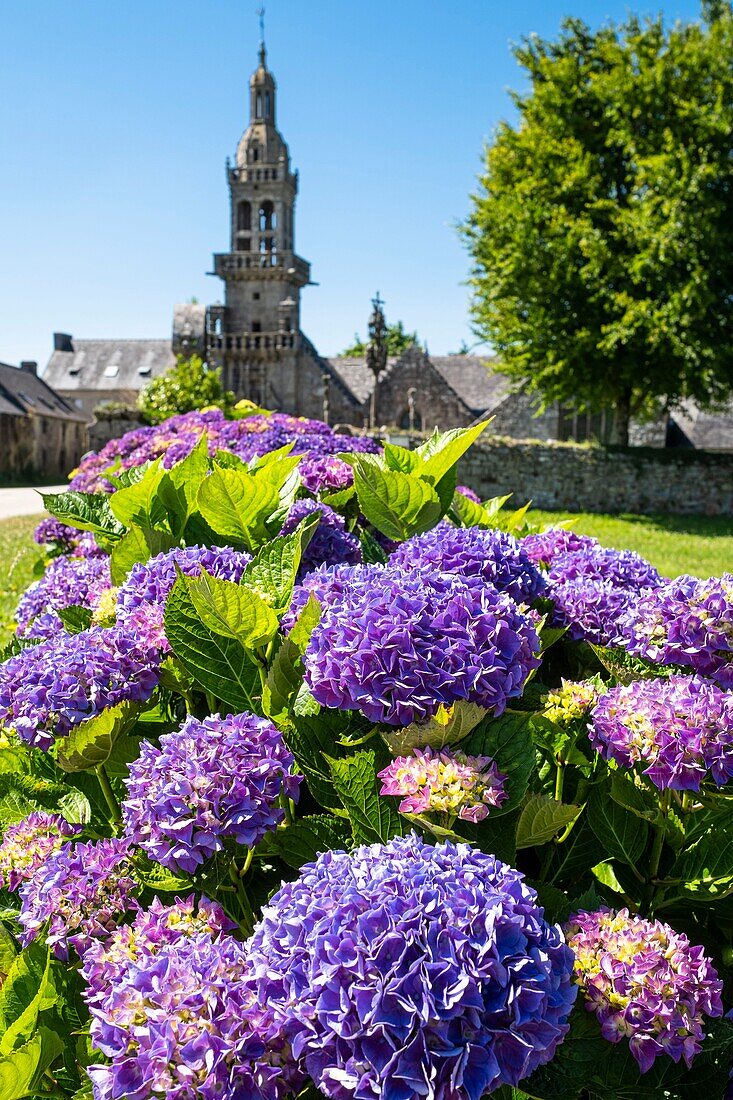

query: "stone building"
left=0, top=360, right=87, bottom=478
left=40, top=39, right=731, bottom=451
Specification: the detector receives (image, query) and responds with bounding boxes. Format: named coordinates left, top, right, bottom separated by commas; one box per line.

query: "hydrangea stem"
left=95, top=764, right=122, bottom=828
left=643, top=789, right=671, bottom=914
left=229, top=858, right=255, bottom=937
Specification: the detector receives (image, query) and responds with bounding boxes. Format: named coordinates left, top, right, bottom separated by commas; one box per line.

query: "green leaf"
left=516, top=794, right=582, bottom=849
left=259, top=815, right=351, bottom=869
left=157, top=433, right=211, bottom=538
left=287, top=593, right=321, bottom=652
left=0, top=925, right=16, bottom=981
left=670, top=833, right=733, bottom=899
left=382, top=701, right=488, bottom=755
left=326, top=750, right=404, bottom=844
left=109, top=527, right=178, bottom=586
left=134, top=859, right=192, bottom=894
left=41, top=492, right=125, bottom=541
left=243, top=515, right=319, bottom=613
left=351, top=461, right=442, bottom=541
left=55, top=701, right=140, bottom=773
left=382, top=443, right=420, bottom=472
left=0, top=1029, right=63, bottom=1100
left=164, top=577, right=259, bottom=711
left=108, top=460, right=167, bottom=530
left=549, top=818, right=605, bottom=885
left=184, top=570, right=278, bottom=649
left=609, top=771, right=658, bottom=822
left=415, top=420, right=491, bottom=481
left=262, top=638, right=303, bottom=720
left=462, top=711, right=536, bottom=814
left=589, top=645, right=663, bottom=684
left=0, top=944, right=57, bottom=1050
left=282, top=710, right=369, bottom=810
left=55, top=605, right=93, bottom=635
left=197, top=466, right=279, bottom=548
left=587, top=785, right=648, bottom=869
left=57, top=789, right=91, bottom=825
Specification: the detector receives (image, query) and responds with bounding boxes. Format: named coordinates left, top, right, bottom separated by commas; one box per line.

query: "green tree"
left=138, top=355, right=235, bottom=425
left=462, top=5, right=733, bottom=444
left=340, top=320, right=421, bottom=358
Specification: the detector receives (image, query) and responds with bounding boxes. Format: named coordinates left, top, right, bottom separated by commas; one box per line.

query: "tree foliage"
left=462, top=6, right=733, bottom=444
left=137, top=356, right=235, bottom=425
left=340, top=321, right=421, bottom=358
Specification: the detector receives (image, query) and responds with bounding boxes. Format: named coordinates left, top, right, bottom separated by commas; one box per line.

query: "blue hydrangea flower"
left=18, top=837, right=137, bottom=960
left=122, top=712, right=301, bottom=874
left=301, top=563, right=540, bottom=725
left=589, top=675, right=733, bottom=791
left=0, top=620, right=161, bottom=751
left=280, top=498, right=362, bottom=575
left=245, top=833, right=577, bottom=1099
left=390, top=520, right=548, bottom=604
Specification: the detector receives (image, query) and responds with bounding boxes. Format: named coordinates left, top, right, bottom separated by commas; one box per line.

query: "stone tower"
left=206, top=39, right=311, bottom=407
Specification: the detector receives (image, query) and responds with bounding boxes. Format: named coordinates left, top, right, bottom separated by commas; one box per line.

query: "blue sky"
left=2, top=0, right=704, bottom=369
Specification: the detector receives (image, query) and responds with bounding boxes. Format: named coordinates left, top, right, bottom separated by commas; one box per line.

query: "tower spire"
left=257, top=5, right=266, bottom=65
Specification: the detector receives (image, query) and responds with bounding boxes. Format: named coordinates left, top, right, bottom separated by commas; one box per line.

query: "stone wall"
left=458, top=437, right=733, bottom=516
left=0, top=413, right=88, bottom=479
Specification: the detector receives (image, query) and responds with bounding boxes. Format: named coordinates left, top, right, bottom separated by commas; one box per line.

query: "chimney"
left=53, top=333, right=73, bottom=352
left=20, top=361, right=38, bottom=376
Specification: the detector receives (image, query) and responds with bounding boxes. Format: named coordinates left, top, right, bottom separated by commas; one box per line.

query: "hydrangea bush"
left=0, top=408, right=730, bottom=1098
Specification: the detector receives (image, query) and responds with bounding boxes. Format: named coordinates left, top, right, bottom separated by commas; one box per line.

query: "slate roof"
left=324, top=353, right=509, bottom=414
left=671, top=400, right=733, bottom=452
left=0, top=362, right=85, bottom=421
left=43, top=339, right=175, bottom=393
left=429, top=356, right=508, bottom=414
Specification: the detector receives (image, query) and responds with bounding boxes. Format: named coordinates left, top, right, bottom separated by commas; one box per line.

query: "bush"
left=137, top=354, right=235, bottom=424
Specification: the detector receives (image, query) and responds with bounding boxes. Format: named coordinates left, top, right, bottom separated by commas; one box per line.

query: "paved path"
left=0, top=486, right=67, bottom=521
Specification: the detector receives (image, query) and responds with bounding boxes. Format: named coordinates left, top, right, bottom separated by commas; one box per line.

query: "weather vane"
left=257, top=5, right=265, bottom=45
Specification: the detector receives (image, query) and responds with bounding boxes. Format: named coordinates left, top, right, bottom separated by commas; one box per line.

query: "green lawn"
left=0, top=515, right=42, bottom=648
left=531, top=510, right=732, bottom=578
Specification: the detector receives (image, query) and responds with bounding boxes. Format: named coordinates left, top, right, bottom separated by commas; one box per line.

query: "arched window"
left=251, top=145, right=259, bottom=162
left=256, top=93, right=262, bottom=118
left=265, top=92, right=271, bottom=117
left=399, top=408, right=423, bottom=431
left=259, top=200, right=274, bottom=231
left=237, top=201, right=251, bottom=232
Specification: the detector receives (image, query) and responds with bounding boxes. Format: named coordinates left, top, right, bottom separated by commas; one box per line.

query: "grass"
left=0, top=515, right=43, bottom=649
left=531, top=510, right=732, bottom=578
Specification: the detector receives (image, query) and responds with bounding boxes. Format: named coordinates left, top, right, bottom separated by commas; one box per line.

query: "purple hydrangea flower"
left=122, top=712, right=301, bottom=874
left=301, top=563, right=540, bottom=726
left=549, top=545, right=662, bottom=591
left=566, top=907, right=723, bottom=1073
left=33, top=518, right=83, bottom=549
left=390, top=520, right=548, bottom=604
left=280, top=498, right=362, bottom=575
left=299, top=454, right=354, bottom=494
left=0, top=620, right=161, bottom=751
left=0, top=812, right=82, bottom=892
left=80, top=894, right=236, bottom=1004
left=18, top=837, right=138, bottom=960
left=522, top=527, right=599, bottom=567
left=68, top=409, right=380, bottom=493
left=548, top=546, right=662, bottom=647
left=15, top=553, right=111, bottom=639
left=245, top=833, right=577, bottom=1098
left=620, top=574, right=733, bottom=689
left=589, top=675, right=733, bottom=791
left=378, top=746, right=507, bottom=822
left=115, top=544, right=251, bottom=621
left=456, top=484, right=482, bottom=504
left=84, top=932, right=292, bottom=1100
